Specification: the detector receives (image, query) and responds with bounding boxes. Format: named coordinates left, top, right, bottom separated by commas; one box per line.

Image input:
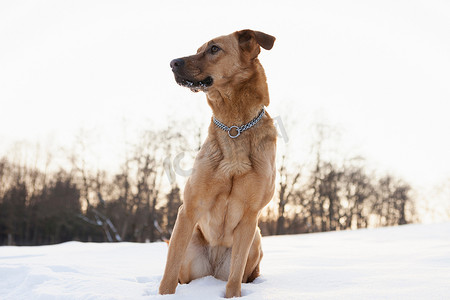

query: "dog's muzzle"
left=170, top=58, right=213, bottom=92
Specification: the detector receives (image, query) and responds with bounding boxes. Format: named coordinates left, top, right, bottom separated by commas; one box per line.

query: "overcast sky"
left=1, top=0, right=449, bottom=197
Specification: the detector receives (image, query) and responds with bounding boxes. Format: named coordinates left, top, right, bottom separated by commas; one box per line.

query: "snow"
left=1, top=223, right=450, bottom=299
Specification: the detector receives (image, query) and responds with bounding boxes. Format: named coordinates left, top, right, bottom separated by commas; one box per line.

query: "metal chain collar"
left=213, top=108, right=265, bottom=139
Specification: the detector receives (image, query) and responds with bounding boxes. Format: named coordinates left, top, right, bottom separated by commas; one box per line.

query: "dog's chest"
left=198, top=193, right=243, bottom=247
left=217, top=140, right=252, bottom=176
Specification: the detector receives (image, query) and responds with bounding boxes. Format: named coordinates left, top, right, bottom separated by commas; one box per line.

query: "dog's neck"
left=206, top=63, right=270, bottom=127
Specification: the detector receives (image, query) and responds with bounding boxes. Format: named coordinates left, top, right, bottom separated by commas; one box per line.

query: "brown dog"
left=159, top=29, right=276, bottom=298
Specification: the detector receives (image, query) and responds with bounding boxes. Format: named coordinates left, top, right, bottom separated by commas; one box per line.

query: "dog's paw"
left=225, top=284, right=241, bottom=298
left=158, top=280, right=177, bottom=295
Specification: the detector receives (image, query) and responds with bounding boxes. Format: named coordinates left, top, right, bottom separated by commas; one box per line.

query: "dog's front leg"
left=225, top=213, right=258, bottom=298
left=159, top=205, right=197, bottom=294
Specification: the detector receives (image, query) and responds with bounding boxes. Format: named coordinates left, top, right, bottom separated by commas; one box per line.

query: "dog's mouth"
left=174, top=75, right=214, bottom=93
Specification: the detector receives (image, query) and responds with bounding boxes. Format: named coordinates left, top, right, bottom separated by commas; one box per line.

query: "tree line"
left=0, top=125, right=415, bottom=246
left=260, top=155, right=414, bottom=236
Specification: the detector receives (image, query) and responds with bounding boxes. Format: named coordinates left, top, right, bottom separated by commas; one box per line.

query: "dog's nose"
left=170, top=58, right=185, bottom=71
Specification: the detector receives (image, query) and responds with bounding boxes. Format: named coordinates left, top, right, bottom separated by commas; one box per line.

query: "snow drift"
left=1, top=223, right=449, bottom=299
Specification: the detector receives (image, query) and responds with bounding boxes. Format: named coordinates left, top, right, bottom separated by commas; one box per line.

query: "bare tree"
left=276, top=155, right=301, bottom=235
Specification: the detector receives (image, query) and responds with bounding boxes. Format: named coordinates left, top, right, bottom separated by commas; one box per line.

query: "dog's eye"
left=210, top=45, right=220, bottom=54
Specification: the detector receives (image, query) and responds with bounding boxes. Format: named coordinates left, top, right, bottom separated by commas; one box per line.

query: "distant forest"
left=0, top=125, right=415, bottom=246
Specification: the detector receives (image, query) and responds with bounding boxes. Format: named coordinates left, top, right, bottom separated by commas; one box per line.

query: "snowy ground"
left=1, top=223, right=449, bottom=299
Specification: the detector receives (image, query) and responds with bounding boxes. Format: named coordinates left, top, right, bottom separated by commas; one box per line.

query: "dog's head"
left=170, top=30, right=275, bottom=93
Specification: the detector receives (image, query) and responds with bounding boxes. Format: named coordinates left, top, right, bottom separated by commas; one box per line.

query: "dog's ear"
left=236, top=30, right=276, bottom=59
left=254, top=31, right=276, bottom=50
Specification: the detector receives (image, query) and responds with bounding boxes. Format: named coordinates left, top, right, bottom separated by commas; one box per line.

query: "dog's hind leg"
left=179, top=225, right=213, bottom=283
